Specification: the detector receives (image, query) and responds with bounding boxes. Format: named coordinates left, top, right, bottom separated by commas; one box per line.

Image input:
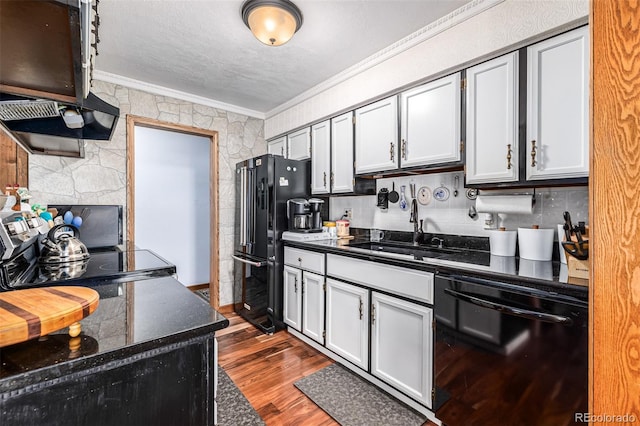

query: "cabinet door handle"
left=330, top=172, right=335, bottom=189
left=401, top=139, right=407, bottom=160
left=302, top=280, right=305, bottom=295
left=294, top=276, right=298, bottom=293
left=281, top=146, right=284, bottom=156
left=371, top=304, right=376, bottom=325
left=359, top=298, right=363, bottom=320
left=506, top=144, right=512, bottom=170
left=323, top=171, right=327, bottom=188
left=531, top=140, right=537, bottom=167
left=390, top=142, right=395, bottom=161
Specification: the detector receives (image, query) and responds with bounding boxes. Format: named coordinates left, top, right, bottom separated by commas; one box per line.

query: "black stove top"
left=1, top=248, right=176, bottom=291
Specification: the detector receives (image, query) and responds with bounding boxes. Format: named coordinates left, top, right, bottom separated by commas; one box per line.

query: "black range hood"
left=0, top=92, right=120, bottom=158
left=0, top=0, right=119, bottom=158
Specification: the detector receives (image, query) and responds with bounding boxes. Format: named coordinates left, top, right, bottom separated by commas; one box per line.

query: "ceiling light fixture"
left=241, top=0, right=303, bottom=47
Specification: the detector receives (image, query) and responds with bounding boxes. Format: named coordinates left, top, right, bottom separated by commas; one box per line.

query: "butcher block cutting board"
left=0, top=286, right=99, bottom=348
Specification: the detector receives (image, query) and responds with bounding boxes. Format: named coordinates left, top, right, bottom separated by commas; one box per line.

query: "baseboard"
left=188, top=283, right=210, bottom=291
left=217, top=304, right=236, bottom=314
left=287, top=327, right=441, bottom=425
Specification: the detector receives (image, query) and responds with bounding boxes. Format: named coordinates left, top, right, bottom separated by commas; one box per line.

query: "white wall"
left=330, top=172, right=589, bottom=238
left=134, top=126, right=211, bottom=286
left=265, top=0, right=588, bottom=138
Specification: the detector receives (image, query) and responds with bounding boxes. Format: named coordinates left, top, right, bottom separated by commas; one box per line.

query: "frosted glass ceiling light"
left=241, top=0, right=303, bottom=46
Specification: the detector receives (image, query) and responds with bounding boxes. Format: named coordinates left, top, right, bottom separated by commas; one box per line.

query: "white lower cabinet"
left=302, top=271, right=325, bottom=344
left=284, top=266, right=326, bottom=344
left=283, top=265, right=302, bottom=331
left=371, top=292, right=433, bottom=407
left=326, top=278, right=369, bottom=370
left=286, top=250, right=435, bottom=413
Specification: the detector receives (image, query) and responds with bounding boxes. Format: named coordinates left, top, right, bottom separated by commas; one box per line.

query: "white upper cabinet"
left=267, top=136, right=287, bottom=158
left=288, top=127, right=311, bottom=160
left=466, top=52, right=519, bottom=184
left=355, top=96, right=398, bottom=174
left=331, top=112, right=354, bottom=193
left=400, top=73, right=461, bottom=168
left=311, top=120, right=331, bottom=194
left=526, top=26, right=589, bottom=180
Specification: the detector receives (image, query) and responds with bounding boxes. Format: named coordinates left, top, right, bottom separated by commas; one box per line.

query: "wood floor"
left=217, top=313, right=436, bottom=426
left=217, top=313, right=337, bottom=425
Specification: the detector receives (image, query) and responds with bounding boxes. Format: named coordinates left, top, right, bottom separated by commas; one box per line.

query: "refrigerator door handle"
left=232, top=254, right=266, bottom=267
left=239, top=166, right=247, bottom=247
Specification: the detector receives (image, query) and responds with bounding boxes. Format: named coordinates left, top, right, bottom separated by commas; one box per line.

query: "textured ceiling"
left=95, top=0, right=469, bottom=114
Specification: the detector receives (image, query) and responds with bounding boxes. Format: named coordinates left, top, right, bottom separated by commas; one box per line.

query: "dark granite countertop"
left=284, top=236, right=588, bottom=300
left=0, top=276, right=229, bottom=387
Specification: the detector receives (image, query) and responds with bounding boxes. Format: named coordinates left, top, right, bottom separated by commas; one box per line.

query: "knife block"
left=567, top=256, right=589, bottom=281
left=566, top=226, right=589, bottom=282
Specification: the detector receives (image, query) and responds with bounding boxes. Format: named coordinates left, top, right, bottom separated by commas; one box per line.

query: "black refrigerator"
left=233, top=154, right=310, bottom=334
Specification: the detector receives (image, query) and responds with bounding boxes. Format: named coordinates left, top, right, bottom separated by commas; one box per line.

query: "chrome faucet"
left=410, top=199, right=423, bottom=246
left=431, top=236, right=444, bottom=249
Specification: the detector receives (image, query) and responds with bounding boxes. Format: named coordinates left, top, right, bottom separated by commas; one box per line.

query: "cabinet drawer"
left=284, top=247, right=325, bottom=274
left=327, top=254, right=433, bottom=304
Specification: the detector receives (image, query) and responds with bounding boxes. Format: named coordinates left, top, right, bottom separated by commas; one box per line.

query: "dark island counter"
left=0, top=276, right=229, bottom=426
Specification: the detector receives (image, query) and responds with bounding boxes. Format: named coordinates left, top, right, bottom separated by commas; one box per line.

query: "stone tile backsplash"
left=330, top=171, right=589, bottom=239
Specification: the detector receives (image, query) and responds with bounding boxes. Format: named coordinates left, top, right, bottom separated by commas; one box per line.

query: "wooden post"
left=591, top=0, right=640, bottom=420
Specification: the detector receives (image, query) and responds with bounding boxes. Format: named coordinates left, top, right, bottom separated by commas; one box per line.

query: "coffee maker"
left=287, top=198, right=324, bottom=233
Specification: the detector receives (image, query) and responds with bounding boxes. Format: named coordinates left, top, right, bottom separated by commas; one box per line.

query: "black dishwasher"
left=434, top=274, right=587, bottom=426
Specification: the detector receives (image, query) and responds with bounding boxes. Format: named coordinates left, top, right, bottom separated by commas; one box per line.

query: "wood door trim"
left=126, top=115, right=220, bottom=309
left=591, top=0, right=640, bottom=417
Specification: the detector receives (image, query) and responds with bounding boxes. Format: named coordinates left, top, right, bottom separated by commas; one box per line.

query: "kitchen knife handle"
left=530, top=140, right=537, bottom=167
left=390, top=142, right=395, bottom=161
left=506, top=144, right=512, bottom=169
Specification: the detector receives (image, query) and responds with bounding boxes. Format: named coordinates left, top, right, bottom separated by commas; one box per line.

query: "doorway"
left=126, top=115, right=219, bottom=308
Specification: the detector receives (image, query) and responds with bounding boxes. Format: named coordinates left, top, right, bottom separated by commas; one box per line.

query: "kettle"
left=39, top=224, right=90, bottom=265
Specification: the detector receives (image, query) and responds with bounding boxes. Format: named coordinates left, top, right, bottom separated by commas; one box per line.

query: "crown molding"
left=266, top=0, right=504, bottom=119
left=92, top=70, right=265, bottom=120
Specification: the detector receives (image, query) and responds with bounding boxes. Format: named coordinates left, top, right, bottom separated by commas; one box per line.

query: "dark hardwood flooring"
left=217, top=313, right=436, bottom=426
left=217, top=313, right=337, bottom=425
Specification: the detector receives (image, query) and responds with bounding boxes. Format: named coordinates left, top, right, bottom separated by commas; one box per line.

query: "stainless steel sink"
left=347, top=241, right=461, bottom=260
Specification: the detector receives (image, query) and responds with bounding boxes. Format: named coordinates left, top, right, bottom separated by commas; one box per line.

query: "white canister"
left=488, top=229, right=517, bottom=257
left=517, top=227, right=555, bottom=261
